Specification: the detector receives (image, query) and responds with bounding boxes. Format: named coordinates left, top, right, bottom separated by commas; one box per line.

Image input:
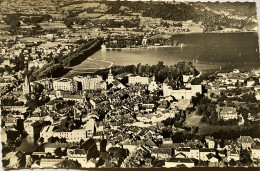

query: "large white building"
left=53, top=78, right=78, bottom=92
left=218, top=107, right=238, bottom=121
left=40, top=158, right=64, bottom=168
left=148, top=76, right=158, bottom=92
left=82, top=75, right=106, bottom=90
left=163, top=81, right=202, bottom=100
left=128, top=75, right=149, bottom=85
left=106, top=69, right=114, bottom=85
left=40, top=125, right=87, bottom=143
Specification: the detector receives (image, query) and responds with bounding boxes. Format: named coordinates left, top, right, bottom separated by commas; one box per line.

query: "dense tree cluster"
left=95, top=61, right=199, bottom=84
left=56, top=159, right=81, bottom=168
left=29, top=63, right=65, bottom=82
left=3, top=14, right=51, bottom=34
left=60, top=39, right=102, bottom=67
left=102, top=1, right=257, bottom=31
left=208, top=121, right=260, bottom=140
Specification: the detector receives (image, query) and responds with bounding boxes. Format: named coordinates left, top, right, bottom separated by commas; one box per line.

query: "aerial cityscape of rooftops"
left=1, top=0, right=260, bottom=169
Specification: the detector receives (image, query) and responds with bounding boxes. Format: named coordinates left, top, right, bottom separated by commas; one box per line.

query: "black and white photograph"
left=0, top=0, right=260, bottom=169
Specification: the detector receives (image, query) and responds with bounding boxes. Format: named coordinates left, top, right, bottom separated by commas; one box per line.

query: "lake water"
left=71, top=32, right=260, bottom=75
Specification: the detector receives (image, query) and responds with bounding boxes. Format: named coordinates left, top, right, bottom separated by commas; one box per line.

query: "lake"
left=69, top=32, right=260, bottom=76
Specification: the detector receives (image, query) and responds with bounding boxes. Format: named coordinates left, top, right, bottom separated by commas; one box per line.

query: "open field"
left=64, top=57, right=112, bottom=78
left=61, top=2, right=100, bottom=10
left=183, top=113, right=202, bottom=128
left=183, top=113, right=241, bottom=135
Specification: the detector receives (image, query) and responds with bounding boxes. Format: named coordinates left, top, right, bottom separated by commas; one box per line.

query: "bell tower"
left=23, top=75, right=31, bottom=95
left=106, top=68, right=114, bottom=85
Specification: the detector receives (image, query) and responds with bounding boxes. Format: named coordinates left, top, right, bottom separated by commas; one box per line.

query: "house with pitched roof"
left=207, top=153, right=220, bottom=167
left=24, top=120, right=44, bottom=136
left=40, top=158, right=64, bottom=168
left=237, top=136, right=254, bottom=149
left=44, top=142, right=73, bottom=155
left=199, top=148, right=216, bottom=161
left=205, top=136, right=215, bottom=149
left=84, top=118, right=96, bottom=138
left=68, top=149, right=87, bottom=167
left=218, top=107, right=238, bottom=121
left=151, top=148, right=172, bottom=159
left=175, top=147, right=200, bottom=160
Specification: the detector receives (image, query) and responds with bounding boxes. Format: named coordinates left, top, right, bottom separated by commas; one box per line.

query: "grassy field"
left=183, top=113, right=241, bottom=135
left=183, top=113, right=202, bottom=128
left=63, top=57, right=112, bottom=78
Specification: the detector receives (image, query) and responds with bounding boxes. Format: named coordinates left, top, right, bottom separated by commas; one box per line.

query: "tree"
left=228, top=159, right=237, bottom=167
left=108, top=147, right=128, bottom=159
left=54, top=147, right=63, bottom=158
left=240, top=150, right=253, bottom=166
left=162, top=118, right=175, bottom=127
left=60, top=137, right=67, bottom=143
left=100, top=151, right=112, bottom=162
left=56, top=159, right=81, bottom=168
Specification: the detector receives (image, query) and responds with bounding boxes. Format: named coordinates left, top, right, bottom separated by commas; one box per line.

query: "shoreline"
left=102, top=45, right=184, bottom=51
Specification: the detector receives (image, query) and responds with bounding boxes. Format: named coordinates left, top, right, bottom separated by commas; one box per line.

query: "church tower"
left=106, top=69, right=114, bottom=85
left=23, top=75, right=31, bottom=95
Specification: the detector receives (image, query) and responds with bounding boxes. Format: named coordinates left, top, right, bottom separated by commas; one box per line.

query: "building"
left=63, top=94, right=84, bottom=103
left=148, top=76, right=158, bottom=92
left=183, top=75, right=194, bottom=83
left=128, top=75, right=149, bottom=85
left=35, top=78, right=53, bottom=90
left=237, top=136, right=254, bottom=149
left=163, top=79, right=202, bottom=99
left=28, top=59, right=47, bottom=70
left=111, top=80, right=125, bottom=89
left=151, top=148, right=172, bottom=159
left=205, top=136, right=215, bottom=149
left=106, top=69, right=114, bottom=85
left=24, top=120, right=43, bottom=136
left=68, top=149, right=88, bottom=167
left=23, top=75, right=31, bottom=95
left=40, top=158, right=64, bottom=168
left=246, top=78, right=255, bottom=87
left=174, top=148, right=199, bottom=160
left=199, top=148, right=216, bottom=161
left=84, top=118, right=96, bottom=138
left=219, top=107, right=238, bottom=121
left=2, top=106, right=29, bottom=113
left=44, top=143, right=70, bottom=155
left=82, top=75, right=107, bottom=90
left=53, top=78, right=78, bottom=92
left=40, top=125, right=87, bottom=143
